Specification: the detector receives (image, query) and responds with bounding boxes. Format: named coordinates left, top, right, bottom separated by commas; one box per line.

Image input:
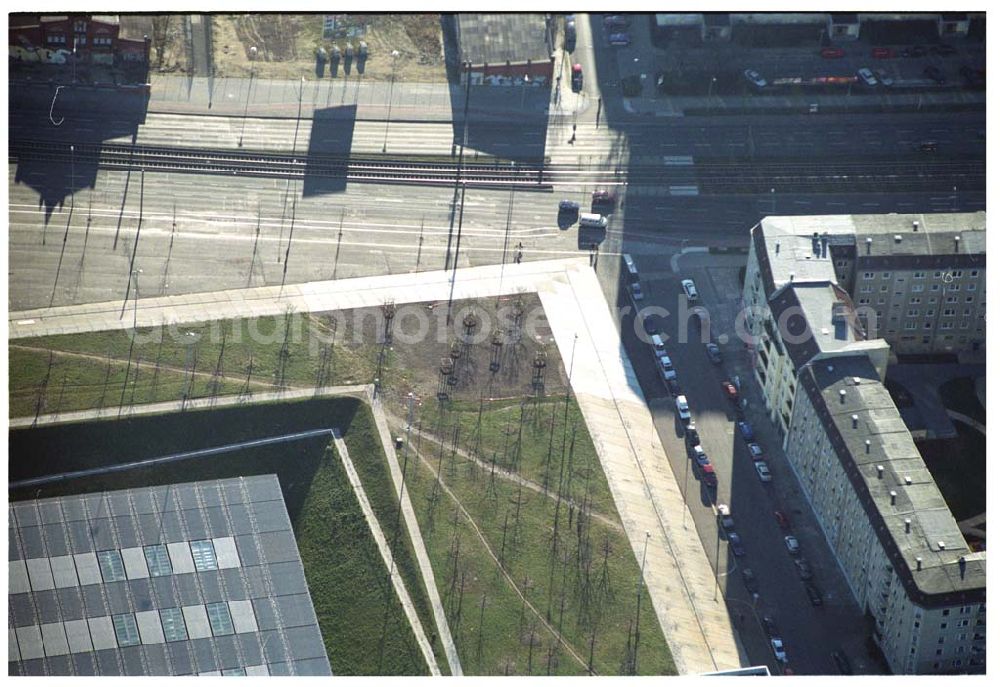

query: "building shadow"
left=9, top=81, right=150, bottom=223
left=301, top=105, right=357, bottom=196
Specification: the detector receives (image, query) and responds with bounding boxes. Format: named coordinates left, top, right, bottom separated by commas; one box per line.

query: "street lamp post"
left=708, top=76, right=717, bottom=98
left=69, top=145, right=75, bottom=210
left=634, top=530, right=651, bottom=674
left=382, top=49, right=400, bottom=153
left=238, top=46, right=257, bottom=147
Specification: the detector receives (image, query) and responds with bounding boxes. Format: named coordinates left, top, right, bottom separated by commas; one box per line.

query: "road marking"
left=663, top=155, right=694, bottom=166
left=16, top=319, right=36, bottom=325
left=669, top=186, right=700, bottom=196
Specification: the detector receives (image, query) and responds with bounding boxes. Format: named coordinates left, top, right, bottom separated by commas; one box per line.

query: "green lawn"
left=8, top=397, right=441, bottom=675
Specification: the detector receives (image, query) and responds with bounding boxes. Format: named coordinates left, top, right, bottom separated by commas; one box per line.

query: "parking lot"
left=616, top=251, right=883, bottom=675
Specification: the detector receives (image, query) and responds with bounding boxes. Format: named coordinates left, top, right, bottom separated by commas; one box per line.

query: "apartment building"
left=785, top=356, right=985, bottom=674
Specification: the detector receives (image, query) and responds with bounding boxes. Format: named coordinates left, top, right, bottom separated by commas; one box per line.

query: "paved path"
left=945, top=409, right=986, bottom=435
left=331, top=433, right=441, bottom=675
left=8, top=258, right=741, bottom=673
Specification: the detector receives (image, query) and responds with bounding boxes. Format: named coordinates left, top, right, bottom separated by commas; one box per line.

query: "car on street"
left=761, top=615, right=779, bottom=637
left=727, top=532, right=745, bottom=556
left=918, top=140, right=939, bottom=153
left=642, top=317, right=658, bottom=336
left=608, top=32, right=631, bottom=47
left=931, top=43, right=957, bottom=56
left=681, top=279, right=699, bottom=301
left=874, top=68, right=894, bottom=86
left=686, top=424, right=701, bottom=447
left=741, top=567, right=758, bottom=593
left=564, top=16, right=577, bottom=53
left=770, top=638, right=788, bottom=663
left=630, top=282, right=644, bottom=303
left=657, top=354, right=677, bottom=381
left=743, top=69, right=767, bottom=88
left=676, top=395, right=691, bottom=422
left=705, top=342, right=723, bottom=364
left=603, top=14, right=630, bottom=29
left=923, top=65, right=946, bottom=83
left=794, top=558, right=813, bottom=580
left=701, top=463, right=718, bottom=488
left=831, top=650, right=853, bottom=674
left=857, top=67, right=878, bottom=86
left=721, top=380, right=739, bottom=402
left=717, top=503, right=735, bottom=529
left=571, top=63, right=583, bottom=92
left=804, top=582, right=823, bottom=606
left=902, top=45, right=928, bottom=58
left=821, top=47, right=845, bottom=58
left=591, top=189, right=617, bottom=207
left=666, top=378, right=682, bottom=397
left=747, top=442, right=765, bottom=460
left=754, top=461, right=772, bottom=483
left=871, top=46, right=894, bottom=59
left=784, top=535, right=800, bottom=555
left=558, top=199, right=580, bottom=214
left=692, top=445, right=710, bottom=468
left=737, top=420, right=754, bottom=441
left=774, top=510, right=790, bottom=529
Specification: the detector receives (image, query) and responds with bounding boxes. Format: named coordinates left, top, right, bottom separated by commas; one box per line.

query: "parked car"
left=727, top=532, right=745, bottom=557
left=701, top=463, right=718, bottom=488
left=608, top=32, right=631, bottom=47
left=686, top=424, right=701, bottom=447
left=676, top=395, right=691, bottom=422
left=721, top=381, right=739, bottom=402
left=923, top=65, right=946, bottom=84
left=705, top=342, right=723, bottom=364
left=871, top=46, right=894, bottom=59
left=603, top=14, right=630, bottom=29
left=821, top=47, right=845, bottom=59
left=917, top=140, right=939, bottom=153
left=571, top=63, right=584, bottom=92
left=874, top=68, right=894, bottom=86
left=642, top=317, right=658, bottom=336
left=770, top=638, right=788, bottom=663
left=744, top=69, right=767, bottom=88
left=741, top=568, right=758, bottom=593
left=857, top=67, right=878, bottom=86
left=657, top=354, right=677, bottom=381
left=692, top=445, right=710, bottom=468
left=761, top=615, right=779, bottom=637
left=773, top=510, right=790, bottom=529
left=748, top=442, right=765, bottom=460
left=666, top=378, right=682, bottom=397
left=794, top=558, right=813, bottom=580
left=784, top=535, right=800, bottom=555
left=681, top=279, right=699, bottom=301
left=564, top=16, right=577, bottom=53
left=831, top=650, right=853, bottom=675
left=902, top=45, right=928, bottom=58
left=558, top=199, right=580, bottom=214
left=737, top=420, right=754, bottom=441
left=754, top=461, right=772, bottom=483
left=931, top=43, right=957, bottom=56
left=804, top=582, right=823, bottom=606
left=591, top=188, right=617, bottom=206
left=630, top=282, right=644, bottom=302
left=717, top=503, right=735, bottom=529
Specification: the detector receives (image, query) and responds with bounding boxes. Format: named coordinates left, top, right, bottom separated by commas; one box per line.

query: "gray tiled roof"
left=456, top=13, right=552, bottom=65
left=8, top=476, right=329, bottom=676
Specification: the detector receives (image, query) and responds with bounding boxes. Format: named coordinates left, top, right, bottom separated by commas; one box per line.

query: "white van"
left=650, top=334, right=666, bottom=356
left=579, top=213, right=608, bottom=229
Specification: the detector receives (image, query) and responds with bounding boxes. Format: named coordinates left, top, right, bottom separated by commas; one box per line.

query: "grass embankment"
left=400, top=396, right=675, bottom=676
left=8, top=397, right=440, bottom=675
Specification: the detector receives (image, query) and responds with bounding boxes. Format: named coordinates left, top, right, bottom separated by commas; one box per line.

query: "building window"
left=965, top=296, right=975, bottom=303
left=912, top=284, right=924, bottom=293
left=160, top=607, right=188, bottom=642
left=949, top=283, right=960, bottom=291
left=963, top=308, right=972, bottom=316
left=960, top=322, right=970, bottom=329
left=933, top=662, right=941, bottom=669
left=934, top=271, right=942, bottom=279
left=925, top=322, right=933, bottom=329
left=858, top=298, right=870, bottom=305
left=946, top=296, right=958, bottom=303
left=943, top=309, right=956, bottom=316
left=836, top=260, right=848, bottom=268
left=951, top=270, right=963, bottom=278
left=929, top=297, right=938, bottom=304
left=74, top=20, right=87, bottom=32
left=953, top=659, right=963, bottom=668
left=206, top=602, right=235, bottom=636
left=969, top=271, right=979, bottom=278
left=883, top=272, right=891, bottom=279
left=877, top=297, right=886, bottom=305
left=222, top=669, right=247, bottom=676
left=190, top=540, right=218, bottom=571
left=860, top=285, right=873, bottom=293
left=909, top=297, right=921, bottom=304
left=961, top=619, right=970, bottom=627
left=144, top=544, right=173, bottom=577
left=75, top=35, right=86, bottom=46
left=904, top=322, right=917, bottom=330
left=97, top=550, right=127, bottom=582
left=931, top=284, right=940, bottom=292
left=907, top=309, right=919, bottom=317
left=959, top=633, right=968, bottom=641
left=880, top=285, right=889, bottom=292
left=863, top=272, right=875, bottom=280
left=926, top=310, right=935, bottom=317
left=113, top=614, right=141, bottom=647
left=914, top=271, right=926, bottom=279
left=967, top=283, right=977, bottom=291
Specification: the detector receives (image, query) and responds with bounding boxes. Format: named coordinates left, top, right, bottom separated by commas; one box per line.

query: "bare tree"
left=150, top=16, right=174, bottom=70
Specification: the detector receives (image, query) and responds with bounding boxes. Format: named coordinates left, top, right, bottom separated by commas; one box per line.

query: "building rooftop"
left=799, top=356, right=986, bottom=605
left=8, top=475, right=330, bottom=676
left=456, top=14, right=552, bottom=66
left=754, top=212, right=986, bottom=297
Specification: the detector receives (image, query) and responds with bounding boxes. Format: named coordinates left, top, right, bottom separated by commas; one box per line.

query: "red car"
left=871, top=46, right=894, bottom=59
left=774, top=510, right=790, bottom=529
left=571, top=64, right=584, bottom=92
left=721, top=381, right=739, bottom=401
left=821, top=47, right=845, bottom=59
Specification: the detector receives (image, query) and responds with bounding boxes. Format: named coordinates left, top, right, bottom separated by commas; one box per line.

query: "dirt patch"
left=210, top=13, right=446, bottom=82
left=120, top=14, right=190, bottom=74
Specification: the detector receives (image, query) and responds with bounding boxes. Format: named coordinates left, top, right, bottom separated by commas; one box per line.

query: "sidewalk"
left=9, top=257, right=742, bottom=674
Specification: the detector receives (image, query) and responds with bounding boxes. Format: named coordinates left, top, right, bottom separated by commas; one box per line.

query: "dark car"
left=761, top=615, right=779, bottom=637
left=701, top=463, right=718, bottom=488
left=831, top=650, right=853, bottom=675
left=804, top=583, right=823, bottom=606
left=737, top=420, right=754, bottom=442
left=794, top=558, right=813, bottom=580
left=642, top=317, right=658, bottom=336
left=917, top=140, right=939, bottom=153
left=592, top=189, right=618, bottom=205
left=705, top=342, right=723, bottom=364
left=686, top=424, right=701, bottom=447
left=603, top=14, right=630, bottom=29
left=727, top=532, right=745, bottom=556
left=608, top=32, right=631, bottom=47
left=931, top=43, right=957, bottom=56
left=571, top=63, right=584, bottom=92
left=741, top=568, right=758, bottom=593
left=564, top=16, right=577, bottom=53
left=666, top=378, right=682, bottom=397
left=721, top=381, right=739, bottom=402
left=903, top=45, right=928, bottom=58
left=923, top=65, right=946, bottom=83
left=774, top=510, right=790, bottom=529
left=558, top=199, right=580, bottom=214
